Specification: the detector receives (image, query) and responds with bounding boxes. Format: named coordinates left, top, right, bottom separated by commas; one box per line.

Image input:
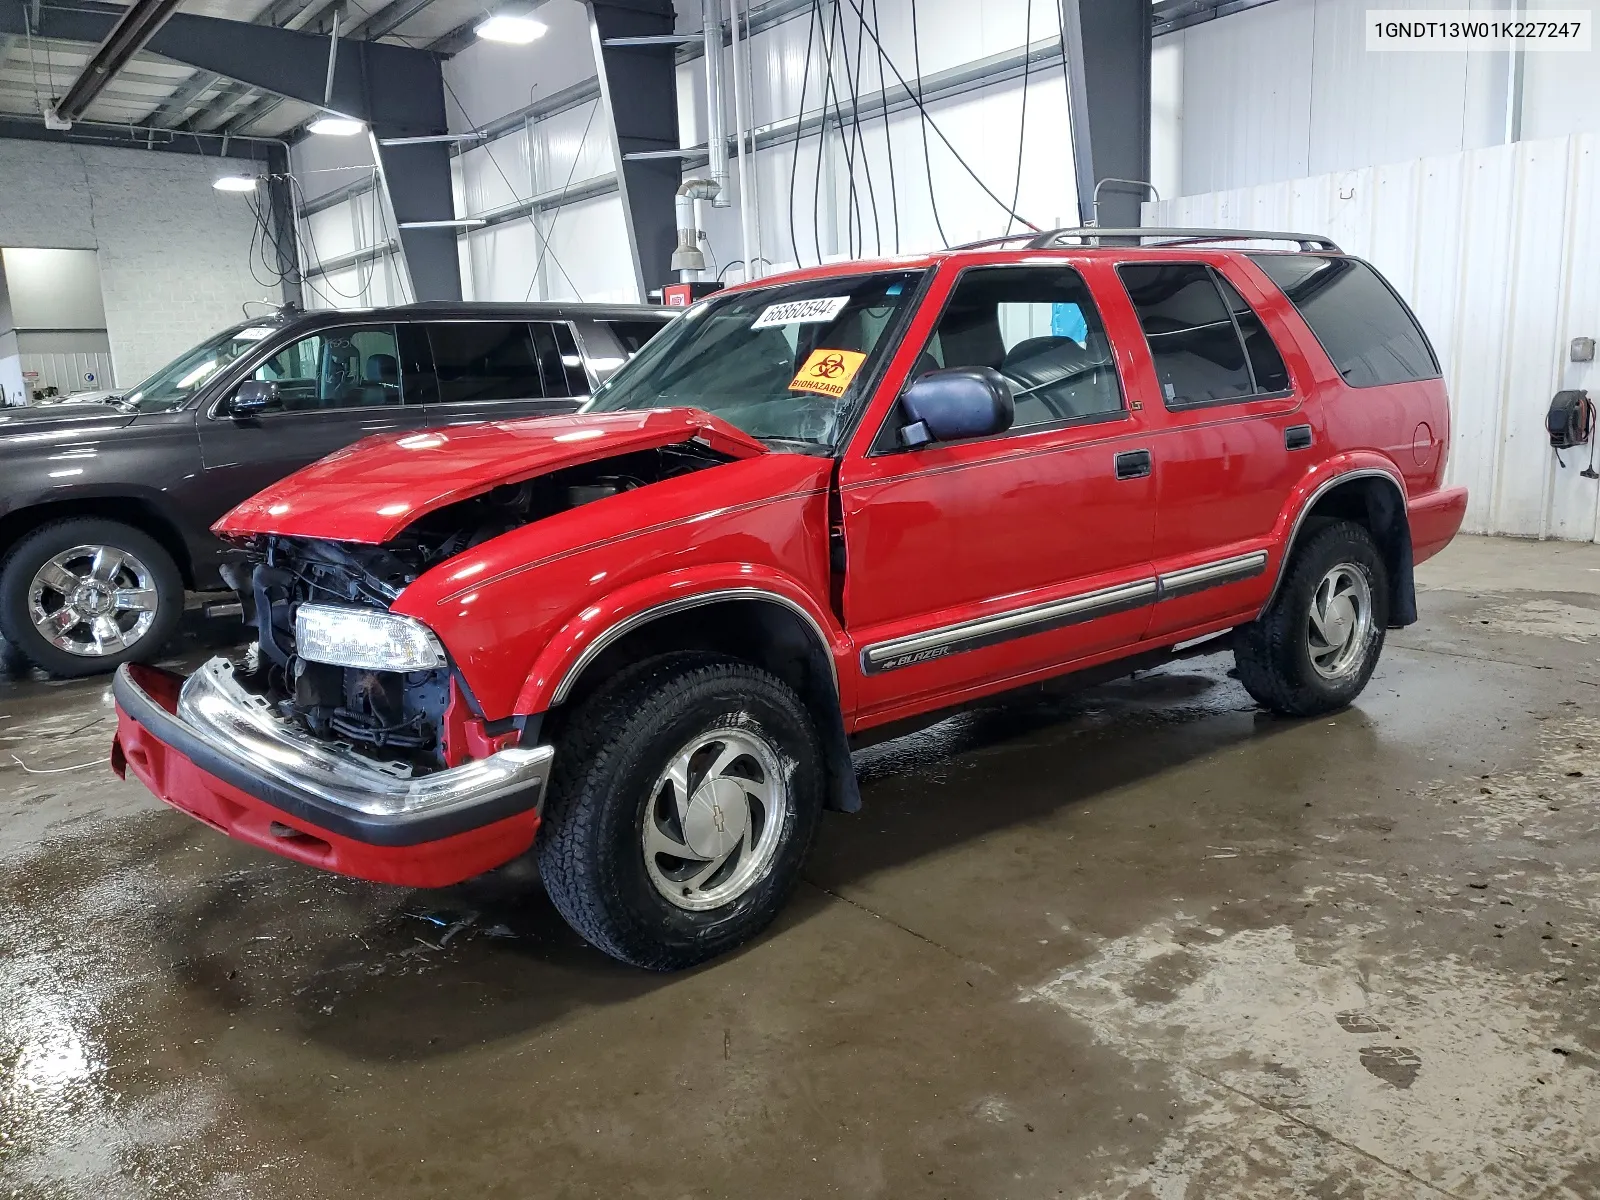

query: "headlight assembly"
left=293, top=603, right=448, bottom=672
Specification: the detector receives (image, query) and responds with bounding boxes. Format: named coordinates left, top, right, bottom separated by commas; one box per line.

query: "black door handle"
left=1285, top=424, right=1313, bottom=451
left=1115, top=449, right=1152, bottom=480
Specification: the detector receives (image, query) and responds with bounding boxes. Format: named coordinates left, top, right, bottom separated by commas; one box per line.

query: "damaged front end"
left=110, top=410, right=756, bottom=887
left=222, top=440, right=735, bottom=772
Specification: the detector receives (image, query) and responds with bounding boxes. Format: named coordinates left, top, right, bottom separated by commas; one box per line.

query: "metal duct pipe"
left=671, top=177, right=719, bottom=281
left=51, top=0, right=183, bottom=126
left=729, top=0, right=760, bottom=279
left=701, top=0, right=730, bottom=207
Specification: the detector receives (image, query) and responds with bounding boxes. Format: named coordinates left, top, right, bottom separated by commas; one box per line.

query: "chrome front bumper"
left=113, top=656, right=553, bottom=844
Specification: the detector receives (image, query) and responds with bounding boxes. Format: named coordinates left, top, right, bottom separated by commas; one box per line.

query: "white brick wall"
left=0, top=139, right=281, bottom=387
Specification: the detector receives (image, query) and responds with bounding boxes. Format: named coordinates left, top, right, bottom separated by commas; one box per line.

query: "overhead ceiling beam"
left=51, top=0, right=182, bottom=124
left=346, top=0, right=441, bottom=40
left=426, top=17, right=481, bottom=55
left=1151, top=0, right=1283, bottom=36
left=181, top=0, right=367, bottom=134
left=0, top=0, right=445, bottom=133
left=149, top=0, right=325, bottom=128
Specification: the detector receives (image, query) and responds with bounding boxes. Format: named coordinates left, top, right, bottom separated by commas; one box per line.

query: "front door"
left=197, top=323, right=422, bottom=519
left=1109, top=260, right=1311, bottom=638
left=838, top=262, right=1158, bottom=727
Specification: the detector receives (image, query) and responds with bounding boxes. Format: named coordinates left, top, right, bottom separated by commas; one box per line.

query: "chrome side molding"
left=862, top=549, right=1270, bottom=674
left=863, top=579, right=1158, bottom=674
left=1158, top=550, right=1268, bottom=600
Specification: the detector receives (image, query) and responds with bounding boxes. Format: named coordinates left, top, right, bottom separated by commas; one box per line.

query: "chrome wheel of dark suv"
left=0, top=518, right=183, bottom=678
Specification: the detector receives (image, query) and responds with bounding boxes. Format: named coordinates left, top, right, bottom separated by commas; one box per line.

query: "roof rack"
left=1025, top=227, right=1342, bottom=252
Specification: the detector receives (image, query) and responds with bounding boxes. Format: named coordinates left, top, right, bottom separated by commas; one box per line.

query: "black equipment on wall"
left=1547, top=389, right=1597, bottom=477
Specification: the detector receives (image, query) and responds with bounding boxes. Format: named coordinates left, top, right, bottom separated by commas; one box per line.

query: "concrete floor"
left=2, top=534, right=1598, bottom=1199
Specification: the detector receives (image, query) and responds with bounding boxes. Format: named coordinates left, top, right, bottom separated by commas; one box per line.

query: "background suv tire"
left=1234, top=520, right=1389, bottom=718
left=538, top=654, right=826, bottom=970
left=0, top=518, right=184, bottom=679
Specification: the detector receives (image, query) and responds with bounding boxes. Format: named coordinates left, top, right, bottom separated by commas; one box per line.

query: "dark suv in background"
left=0, top=302, right=674, bottom=676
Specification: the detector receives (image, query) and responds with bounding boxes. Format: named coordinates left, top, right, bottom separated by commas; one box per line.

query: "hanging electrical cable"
left=786, top=0, right=819, bottom=267
left=1005, top=0, right=1033, bottom=237
left=810, top=0, right=839, bottom=263
left=839, top=0, right=882, bottom=257
left=851, top=0, right=1036, bottom=235
left=815, top=0, right=861, bottom=259
left=907, top=0, right=947, bottom=247
left=289, top=170, right=382, bottom=304
left=869, top=0, right=900, bottom=254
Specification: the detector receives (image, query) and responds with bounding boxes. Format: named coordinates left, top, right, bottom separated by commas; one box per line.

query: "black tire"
left=538, top=654, right=826, bottom=970
left=0, top=518, right=184, bottom=678
left=1234, top=520, right=1389, bottom=718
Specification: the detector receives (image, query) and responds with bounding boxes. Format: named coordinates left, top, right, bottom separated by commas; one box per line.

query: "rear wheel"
left=1234, top=520, right=1389, bottom=717
left=538, top=655, right=825, bottom=970
left=0, top=518, right=183, bottom=678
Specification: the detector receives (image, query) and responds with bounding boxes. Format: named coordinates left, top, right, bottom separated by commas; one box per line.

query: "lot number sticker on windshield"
left=753, top=296, right=851, bottom=328
left=790, top=348, right=867, bottom=398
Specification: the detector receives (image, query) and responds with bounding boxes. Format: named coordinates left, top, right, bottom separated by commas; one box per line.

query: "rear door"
left=837, top=261, right=1159, bottom=725
left=1109, top=258, right=1313, bottom=639
left=197, top=322, right=422, bottom=519
left=412, top=320, right=587, bottom=430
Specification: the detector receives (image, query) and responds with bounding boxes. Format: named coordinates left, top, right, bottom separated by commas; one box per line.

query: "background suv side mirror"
left=230, top=380, right=282, bottom=419
left=899, top=366, right=1015, bottom=447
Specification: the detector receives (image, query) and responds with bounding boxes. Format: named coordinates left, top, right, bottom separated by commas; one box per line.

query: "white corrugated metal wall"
left=1149, top=134, right=1600, bottom=542
left=1152, top=0, right=1600, bottom=200
left=438, top=0, right=1078, bottom=302
left=289, top=134, right=409, bottom=311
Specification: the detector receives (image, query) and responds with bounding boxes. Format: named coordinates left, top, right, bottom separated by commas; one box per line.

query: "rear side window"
left=427, top=323, right=544, bottom=404
left=1248, top=254, right=1438, bottom=387
left=1213, top=274, right=1289, bottom=392
left=605, top=319, right=670, bottom=354
left=1117, top=263, right=1257, bottom=407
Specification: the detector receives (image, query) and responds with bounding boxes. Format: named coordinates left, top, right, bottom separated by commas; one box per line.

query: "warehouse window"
left=427, top=323, right=545, bottom=404
left=1117, top=263, right=1257, bottom=407
left=918, top=266, right=1124, bottom=431
left=1248, top=254, right=1439, bottom=387
left=252, top=325, right=400, bottom=410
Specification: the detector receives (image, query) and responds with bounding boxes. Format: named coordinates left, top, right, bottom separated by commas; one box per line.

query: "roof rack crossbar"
left=1024, top=227, right=1342, bottom=252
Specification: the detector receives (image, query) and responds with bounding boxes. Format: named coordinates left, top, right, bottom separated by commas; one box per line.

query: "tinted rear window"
left=1248, top=254, right=1438, bottom=387
left=605, top=319, right=670, bottom=354
left=427, top=322, right=544, bottom=403
left=1117, top=263, right=1255, bottom=406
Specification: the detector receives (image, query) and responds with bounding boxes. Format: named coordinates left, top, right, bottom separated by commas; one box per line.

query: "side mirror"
left=229, top=380, right=282, bottom=419
left=898, top=366, right=1014, bottom=448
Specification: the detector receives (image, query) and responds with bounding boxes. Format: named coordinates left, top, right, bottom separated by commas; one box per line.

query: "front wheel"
left=1234, top=520, right=1389, bottom=717
left=538, top=656, right=826, bottom=970
left=0, top=518, right=184, bottom=678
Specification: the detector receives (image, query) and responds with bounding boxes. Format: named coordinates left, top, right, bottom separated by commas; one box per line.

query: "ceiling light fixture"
left=308, top=115, right=366, bottom=136
left=475, top=13, right=548, bottom=44
left=212, top=175, right=259, bottom=192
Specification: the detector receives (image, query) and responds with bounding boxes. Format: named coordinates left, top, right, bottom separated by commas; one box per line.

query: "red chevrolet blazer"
left=112, top=229, right=1467, bottom=969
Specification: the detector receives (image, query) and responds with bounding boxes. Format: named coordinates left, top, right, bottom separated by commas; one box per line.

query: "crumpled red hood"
left=213, top=408, right=768, bottom=544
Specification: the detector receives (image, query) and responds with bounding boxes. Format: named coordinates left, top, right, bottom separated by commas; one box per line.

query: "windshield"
left=584, top=270, right=925, bottom=448
left=120, top=321, right=284, bottom=413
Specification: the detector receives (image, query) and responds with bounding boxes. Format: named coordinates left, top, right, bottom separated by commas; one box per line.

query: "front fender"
left=513, top=565, right=853, bottom=716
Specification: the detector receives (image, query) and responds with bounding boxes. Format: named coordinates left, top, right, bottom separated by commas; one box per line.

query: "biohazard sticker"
left=789, top=348, right=867, bottom=398
left=752, top=296, right=851, bottom=328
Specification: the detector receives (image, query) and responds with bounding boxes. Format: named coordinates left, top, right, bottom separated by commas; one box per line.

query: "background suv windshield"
left=120, top=321, right=283, bottom=413
left=585, top=270, right=924, bottom=448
